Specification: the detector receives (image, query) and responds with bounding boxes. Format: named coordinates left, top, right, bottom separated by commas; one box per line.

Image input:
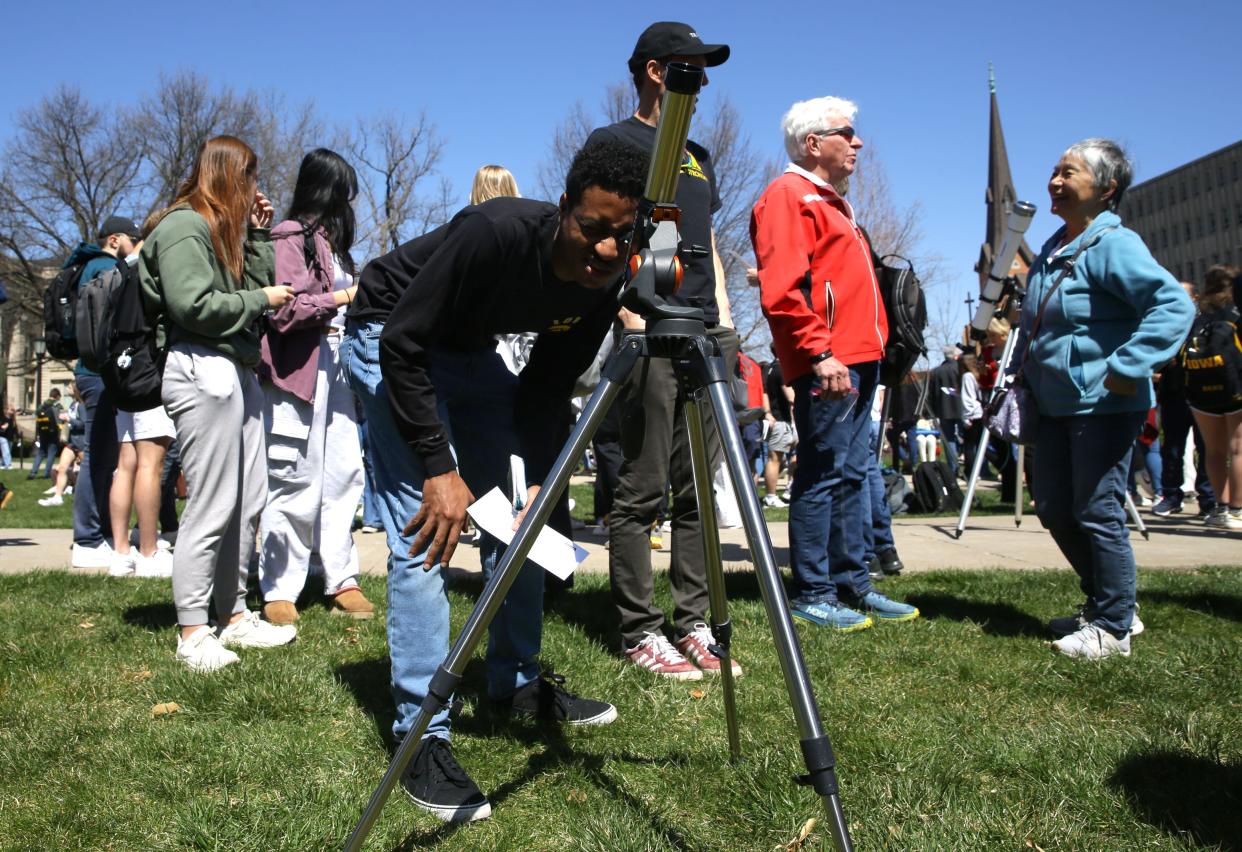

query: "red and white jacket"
left=750, top=164, right=887, bottom=383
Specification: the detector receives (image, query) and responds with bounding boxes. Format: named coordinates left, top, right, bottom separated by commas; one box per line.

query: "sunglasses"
left=811, top=126, right=856, bottom=142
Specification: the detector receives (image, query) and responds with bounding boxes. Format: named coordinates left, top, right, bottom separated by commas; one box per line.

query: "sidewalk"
left=3, top=512, right=1239, bottom=575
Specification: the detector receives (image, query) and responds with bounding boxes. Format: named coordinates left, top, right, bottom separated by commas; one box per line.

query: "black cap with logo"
left=627, top=22, right=730, bottom=74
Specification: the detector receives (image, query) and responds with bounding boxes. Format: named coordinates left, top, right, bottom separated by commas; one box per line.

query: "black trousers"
left=1160, top=396, right=1215, bottom=505
left=608, top=325, right=739, bottom=648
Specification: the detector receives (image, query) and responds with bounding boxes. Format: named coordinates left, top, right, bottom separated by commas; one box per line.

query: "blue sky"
left=2, top=0, right=1239, bottom=338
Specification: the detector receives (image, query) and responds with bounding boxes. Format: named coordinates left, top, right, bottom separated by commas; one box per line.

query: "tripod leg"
left=683, top=390, right=741, bottom=762
left=1125, top=490, right=1150, bottom=540
left=689, top=350, right=852, bottom=851
left=343, top=339, right=642, bottom=852
left=1015, top=445, right=1025, bottom=527
left=955, top=426, right=991, bottom=539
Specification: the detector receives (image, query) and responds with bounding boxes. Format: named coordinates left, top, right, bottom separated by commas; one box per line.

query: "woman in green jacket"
left=140, top=135, right=296, bottom=672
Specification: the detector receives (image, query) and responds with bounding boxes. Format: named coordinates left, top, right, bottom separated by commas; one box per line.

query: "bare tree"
left=536, top=82, right=633, bottom=201
left=0, top=86, right=144, bottom=381
left=341, top=112, right=452, bottom=258
left=138, top=72, right=322, bottom=217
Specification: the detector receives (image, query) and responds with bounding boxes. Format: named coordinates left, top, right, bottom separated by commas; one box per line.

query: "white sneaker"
left=64, top=485, right=73, bottom=495
left=130, top=529, right=174, bottom=550
left=135, top=549, right=174, bottom=578
left=762, top=493, right=788, bottom=508
left=108, top=550, right=137, bottom=577
left=38, top=495, right=64, bottom=507
left=1051, top=624, right=1131, bottom=660
left=71, top=541, right=114, bottom=570
left=176, top=625, right=240, bottom=672
left=41, top=485, right=57, bottom=495
left=217, top=610, right=296, bottom=649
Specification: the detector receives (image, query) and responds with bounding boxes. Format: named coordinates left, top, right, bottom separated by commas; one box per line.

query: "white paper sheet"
left=466, top=487, right=588, bottom=580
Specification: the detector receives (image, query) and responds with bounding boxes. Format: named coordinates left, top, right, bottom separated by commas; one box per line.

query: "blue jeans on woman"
left=343, top=320, right=544, bottom=742
left=787, top=361, right=878, bottom=604
left=1033, top=410, right=1145, bottom=639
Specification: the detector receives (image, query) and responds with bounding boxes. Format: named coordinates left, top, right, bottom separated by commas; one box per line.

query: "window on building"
left=1193, top=175, right=1200, bottom=196
left=1209, top=212, right=1216, bottom=234
left=1180, top=182, right=1187, bottom=202
left=1184, top=222, right=1191, bottom=242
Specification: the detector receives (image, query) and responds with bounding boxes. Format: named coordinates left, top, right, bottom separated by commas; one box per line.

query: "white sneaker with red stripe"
left=676, top=622, right=743, bottom=677
left=624, top=632, right=702, bottom=680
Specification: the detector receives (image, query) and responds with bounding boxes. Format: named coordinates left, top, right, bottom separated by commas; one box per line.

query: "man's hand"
left=618, top=306, right=646, bottom=331
left=812, top=356, right=851, bottom=400
left=404, top=470, right=474, bottom=569
left=1104, top=372, right=1138, bottom=396
left=512, top=484, right=541, bottom=530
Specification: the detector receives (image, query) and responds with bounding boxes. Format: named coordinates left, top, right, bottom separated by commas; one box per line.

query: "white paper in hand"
left=466, top=487, right=587, bottom=580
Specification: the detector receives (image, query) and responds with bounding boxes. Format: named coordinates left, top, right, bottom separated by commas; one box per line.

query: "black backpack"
left=42, top=260, right=92, bottom=359
left=75, top=260, right=165, bottom=412
left=911, top=460, right=963, bottom=514
left=34, top=401, right=59, bottom=441
left=875, top=254, right=927, bottom=387
left=1181, top=307, right=1242, bottom=413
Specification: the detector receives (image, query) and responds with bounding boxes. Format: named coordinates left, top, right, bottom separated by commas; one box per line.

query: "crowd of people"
left=5, top=18, right=1236, bottom=826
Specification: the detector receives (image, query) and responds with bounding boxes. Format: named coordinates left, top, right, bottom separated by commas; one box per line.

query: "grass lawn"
left=0, top=566, right=1238, bottom=850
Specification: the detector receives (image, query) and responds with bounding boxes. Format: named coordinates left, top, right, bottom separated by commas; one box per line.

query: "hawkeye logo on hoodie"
left=547, top=316, right=582, bottom=333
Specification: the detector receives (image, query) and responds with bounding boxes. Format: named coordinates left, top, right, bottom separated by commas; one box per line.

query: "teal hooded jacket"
left=1017, top=210, right=1194, bottom=418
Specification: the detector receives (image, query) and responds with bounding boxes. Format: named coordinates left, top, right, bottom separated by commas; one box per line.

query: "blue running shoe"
left=791, top=599, right=872, bottom=632
left=854, top=591, right=920, bottom=622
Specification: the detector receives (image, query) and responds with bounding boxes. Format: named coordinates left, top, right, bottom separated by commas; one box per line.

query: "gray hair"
left=1063, top=138, right=1132, bottom=211
left=781, top=96, right=858, bottom=161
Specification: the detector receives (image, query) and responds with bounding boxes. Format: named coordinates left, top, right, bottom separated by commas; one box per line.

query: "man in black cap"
left=586, top=22, right=743, bottom=681
left=66, top=214, right=141, bottom=569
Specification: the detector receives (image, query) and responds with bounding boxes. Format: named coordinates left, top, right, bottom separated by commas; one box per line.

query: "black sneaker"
left=865, top=555, right=883, bottom=581
left=498, top=672, right=618, bottom=726
left=1196, top=502, right=1218, bottom=521
left=1151, top=496, right=1182, bottom=517
left=877, top=548, right=904, bottom=576
left=400, top=737, right=491, bottom=823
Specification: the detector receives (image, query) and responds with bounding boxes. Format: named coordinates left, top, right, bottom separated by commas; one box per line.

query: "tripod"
left=344, top=62, right=853, bottom=852
left=954, top=291, right=1148, bottom=540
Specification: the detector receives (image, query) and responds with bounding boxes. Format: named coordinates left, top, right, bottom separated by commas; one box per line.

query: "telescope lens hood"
left=663, top=62, right=704, bottom=95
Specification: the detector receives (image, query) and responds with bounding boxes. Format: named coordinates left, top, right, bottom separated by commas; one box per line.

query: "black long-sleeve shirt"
left=351, top=197, right=621, bottom=480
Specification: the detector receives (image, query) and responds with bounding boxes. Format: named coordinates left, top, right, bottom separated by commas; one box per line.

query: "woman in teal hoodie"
left=1018, top=138, right=1194, bottom=660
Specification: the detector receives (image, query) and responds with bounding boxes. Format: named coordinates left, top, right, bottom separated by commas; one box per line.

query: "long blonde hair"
left=172, top=136, right=258, bottom=280
left=470, top=165, right=520, bottom=205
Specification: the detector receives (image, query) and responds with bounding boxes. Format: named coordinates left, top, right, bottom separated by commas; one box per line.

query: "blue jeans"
left=1128, top=438, right=1162, bottom=499
left=939, top=418, right=963, bottom=473
left=30, top=439, right=59, bottom=477
left=1034, top=411, right=1145, bottom=639
left=74, top=374, right=117, bottom=548
left=356, top=418, right=384, bottom=529
left=1159, top=398, right=1215, bottom=505
left=787, top=361, right=879, bottom=603
left=0, top=436, right=11, bottom=468
left=864, top=420, right=895, bottom=559
left=343, top=321, right=543, bottom=742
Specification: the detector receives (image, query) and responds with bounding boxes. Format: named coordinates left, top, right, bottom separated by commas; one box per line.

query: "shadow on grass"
left=903, top=592, right=1046, bottom=638
left=1143, top=590, right=1242, bottom=624
left=1109, top=750, right=1242, bottom=850
left=123, top=601, right=177, bottom=630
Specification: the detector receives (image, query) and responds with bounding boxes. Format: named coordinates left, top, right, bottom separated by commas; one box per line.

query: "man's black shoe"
left=400, top=737, right=491, bottom=823
left=877, top=548, right=904, bottom=576
left=865, top=555, right=884, bottom=581
left=1196, top=502, right=1218, bottom=521
left=497, top=672, right=618, bottom=726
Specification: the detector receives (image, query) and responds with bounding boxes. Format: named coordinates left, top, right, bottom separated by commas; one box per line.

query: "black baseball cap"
left=627, top=22, right=730, bottom=74
left=98, top=215, right=141, bottom=241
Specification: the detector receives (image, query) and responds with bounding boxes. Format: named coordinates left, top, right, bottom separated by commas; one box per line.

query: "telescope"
left=620, top=62, right=709, bottom=328
left=970, top=200, right=1035, bottom=339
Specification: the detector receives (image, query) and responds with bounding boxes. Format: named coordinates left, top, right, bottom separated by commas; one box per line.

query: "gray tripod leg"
left=342, top=338, right=643, bottom=852
left=1125, top=490, right=1150, bottom=540
left=955, top=426, right=992, bottom=538
left=698, top=370, right=853, bottom=852
left=683, top=390, right=741, bottom=761
left=1015, top=445, right=1025, bottom=527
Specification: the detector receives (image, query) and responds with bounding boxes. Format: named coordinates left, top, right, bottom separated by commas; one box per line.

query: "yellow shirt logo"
left=548, top=316, right=582, bottom=333
left=681, top=151, right=707, bottom=182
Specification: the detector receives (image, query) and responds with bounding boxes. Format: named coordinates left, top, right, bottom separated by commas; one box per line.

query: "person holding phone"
left=140, top=135, right=298, bottom=672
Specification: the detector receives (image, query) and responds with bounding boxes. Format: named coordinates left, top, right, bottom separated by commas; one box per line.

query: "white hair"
left=781, top=96, right=859, bottom=161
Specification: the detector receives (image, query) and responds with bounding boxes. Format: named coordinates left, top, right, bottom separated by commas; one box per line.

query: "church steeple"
left=976, top=65, right=1032, bottom=290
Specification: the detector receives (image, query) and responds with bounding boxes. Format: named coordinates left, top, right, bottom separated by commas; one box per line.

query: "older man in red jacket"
left=751, top=95, right=918, bottom=632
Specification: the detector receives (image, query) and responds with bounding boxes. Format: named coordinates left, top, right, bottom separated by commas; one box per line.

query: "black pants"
left=1159, top=396, right=1215, bottom=506
left=608, top=325, right=739, bottom=648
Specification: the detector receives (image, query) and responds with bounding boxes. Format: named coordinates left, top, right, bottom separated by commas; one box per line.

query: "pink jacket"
left=257, top=220, right=340, bottom=402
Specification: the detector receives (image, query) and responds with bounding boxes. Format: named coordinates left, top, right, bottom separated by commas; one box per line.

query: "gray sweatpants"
left=162, top=342, right=267, bottom=627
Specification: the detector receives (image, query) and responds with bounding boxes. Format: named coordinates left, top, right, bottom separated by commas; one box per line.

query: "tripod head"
left=620, top=62, right=711, bottom=340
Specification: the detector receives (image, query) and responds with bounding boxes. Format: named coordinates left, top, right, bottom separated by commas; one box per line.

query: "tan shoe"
left=330, top=588, right=374, bottom=620
left=263, top=600, right=299, bottom=625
